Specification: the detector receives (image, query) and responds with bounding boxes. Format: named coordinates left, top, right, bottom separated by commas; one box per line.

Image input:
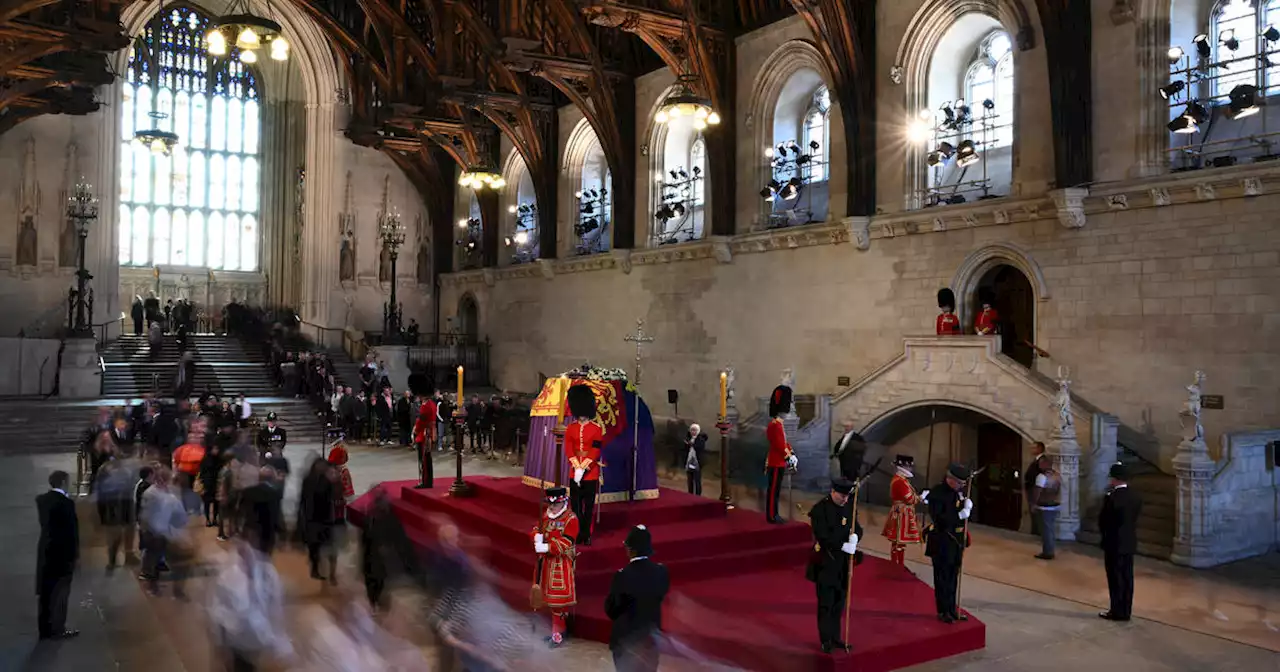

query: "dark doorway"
left=976, top=264, right=1035, bottom=368
left=973, top=422, right=1023, bottom=531
left=458, top=295, right=479, bottom=344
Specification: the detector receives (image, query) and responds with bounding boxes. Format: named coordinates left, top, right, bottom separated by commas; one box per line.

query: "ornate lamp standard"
left=66, top=180, right=98, bottom=335
left=379, top=209, right=406, bottom=343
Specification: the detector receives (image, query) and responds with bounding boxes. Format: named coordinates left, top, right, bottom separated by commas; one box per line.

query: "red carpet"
left=350, top=477, right=984, bottom=671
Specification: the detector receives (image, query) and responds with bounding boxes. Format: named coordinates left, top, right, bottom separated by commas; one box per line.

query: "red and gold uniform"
left=936, top=288, right=961, bottom=335
left=565, top=384, right=603, bottom=544
left=328, top=443, right=355, bottom=500
left=531, top=487, right=579, bottom=646
left=764, top=386, right=794, bottom=523
left=882, top=455, right=924, bottom=567
left=975, top=289, right=999, bottom=336
left=410, top=374, right=437, bottom=488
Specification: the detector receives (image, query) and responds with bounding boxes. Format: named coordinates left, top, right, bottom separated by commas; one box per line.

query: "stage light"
left=764, top=147, right=774, bottom=158
left=457, top=219, right=467, bottom=228
left=759, top=187, right=774, bottom=200
left=942, top=104, right=956, bottom=124
left=955, top=140, right=980, bottom=167
left=1159, top=80, right=1186, bottom=99
left=673, top=203, right=686, bottom=217
left=1227, top=84, right=1261, bottom=119
left=1167, top=115, right=1198, bottom=134
left=1167, top=46, right=1184, bottom=63
left=780, top=184, right=799, bottom=201
left=574, top=190, right=583, bottom=199
left=927, top=151, right=944, bottom=167
left=514, top=231, right=529, bottom=245
left=508, top=205, right=517, bottom=214
left=907, top=118, right=932, bottom=144
left=1185, top=100, right=1210, bottom=124
left=1221, top=29, right=1239, bottom=52
left=936, top=142, right=956, bottom=159
left=1193, top=33, right=1211, bottom=59
left=504, top=236, right=512, bottom=246
left=1265, top=26, right=1280, bottom=43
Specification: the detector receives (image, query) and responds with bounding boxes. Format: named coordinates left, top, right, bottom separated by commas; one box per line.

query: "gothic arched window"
left=690, top=137, right=706, bottom=207
left=964, top=31, right=1014, bottom=148
left=118, top=5, right=262, bottom=271
left=801, top=86, right=830, bottom=182
left=577, top=142, right=611, bottom=255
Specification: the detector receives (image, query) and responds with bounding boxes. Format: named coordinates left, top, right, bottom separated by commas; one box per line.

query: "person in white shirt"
left=1030, top=454, right=1061, bottom=560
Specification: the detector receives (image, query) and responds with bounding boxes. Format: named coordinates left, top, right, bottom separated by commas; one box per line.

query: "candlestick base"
left=448, top=411, right=472, bottom=497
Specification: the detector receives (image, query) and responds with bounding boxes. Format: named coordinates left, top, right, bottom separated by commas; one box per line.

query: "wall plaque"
left=837, top=376, right=851, bottom=386
left=1201, top=395, right=1224, bottom=410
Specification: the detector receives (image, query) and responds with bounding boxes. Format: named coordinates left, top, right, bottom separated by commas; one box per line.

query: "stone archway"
left=457, top=293, right=479, bottom=344
left=951, top=241, right=1049, bottom=338
left=977, top=263, right=1036, bottom=367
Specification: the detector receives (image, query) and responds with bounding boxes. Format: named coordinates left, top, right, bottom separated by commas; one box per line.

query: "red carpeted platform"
left=349, top=477, right=984, bottom=671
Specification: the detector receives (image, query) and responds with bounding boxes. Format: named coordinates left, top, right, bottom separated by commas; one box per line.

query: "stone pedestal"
left=1049, top=428, right=1082, bottom=541
left=375, top=344, right=411, bottom=395
left=1170, top=436, right=1217, bottom=568
left=58, top=337, right=100, bottom=398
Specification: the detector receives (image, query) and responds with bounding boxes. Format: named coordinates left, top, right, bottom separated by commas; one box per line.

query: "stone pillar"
left=1170, top=436, right=1216, bottom=568
left=58, top=338, right=101, bottom=398
left=375, top=345, right=411, bottom=396
left=1049, top=427, right=1082, bottom=541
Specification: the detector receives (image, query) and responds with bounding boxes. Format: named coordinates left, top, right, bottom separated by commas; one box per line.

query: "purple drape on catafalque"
left=522, top=379, right=657, bottom=501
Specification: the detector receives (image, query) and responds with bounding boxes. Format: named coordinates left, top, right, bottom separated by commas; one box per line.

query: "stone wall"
left=1208, top=430, right=1280, bottom=565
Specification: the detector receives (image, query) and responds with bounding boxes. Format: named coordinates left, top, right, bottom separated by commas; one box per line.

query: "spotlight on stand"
left=1221, top=29, right=1239, bottom=52
left=1159, top=80, right=1185, bottom=100
left=955, top=140, right=980, bottom=167
left=1193, top=33, right=1212, bottom=59
left=1185, top=100, right=1210, bottom=124
left=1264, top=26, right=1280, bottom=43
left=1227, top=84, right=1261, bottom=119
left=1167, top=114, right=1198, bottom=134
left=1167, top=46, right=1185, bottom=63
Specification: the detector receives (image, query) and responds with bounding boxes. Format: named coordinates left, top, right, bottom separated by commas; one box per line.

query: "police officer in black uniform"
left=925, top=463, right=973, bottom=624
left=806, top=478, right=864, bottom=654
left=257, top=412, right=288, bottom=460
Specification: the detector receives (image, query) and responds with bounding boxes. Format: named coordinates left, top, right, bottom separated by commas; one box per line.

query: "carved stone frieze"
left=1051, top=187, right=1089, bottom=229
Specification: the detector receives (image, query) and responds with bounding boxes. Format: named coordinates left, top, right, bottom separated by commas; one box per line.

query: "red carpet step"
left=350, top=477, right=984, bottom=671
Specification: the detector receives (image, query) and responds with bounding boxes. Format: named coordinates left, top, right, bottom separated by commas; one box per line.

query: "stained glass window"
left=118, top=5, right=261, bottom=270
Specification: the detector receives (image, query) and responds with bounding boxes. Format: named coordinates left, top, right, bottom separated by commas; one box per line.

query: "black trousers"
left=686, top=468, right=702, bottom=496
left=417, top=441, right=433, bottom=487
left=815, top=575, right=848, bottom=645
left=1104, top=550, right=1134, bottom=618
left=37, top=573, right=72, bottom=637
left=570, top=479, right=598, bottom=542
left=611, top=636, right=660, bottom=672
left=366, top=577, right=386, bottom=610
left=765, top=467, right=785, bottom=521
left=932, top=559, right=961, bottom=617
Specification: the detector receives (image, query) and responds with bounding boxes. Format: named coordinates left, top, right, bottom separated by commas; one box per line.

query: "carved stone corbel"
left=1050, top=187, right=1089, bottom=229
left=710, top=236, right=732, bottom=264
left=844, top=216, right=871, bottom=251
left=537, top=258, right=555, bottom=280
left=482, top=268, right=496, bottom=288
left=1195, top=183, right=1216, bottom=201
left=1242, top=177, right=1263, bottom=196
left=1150, top=187, right=1171, bottom=206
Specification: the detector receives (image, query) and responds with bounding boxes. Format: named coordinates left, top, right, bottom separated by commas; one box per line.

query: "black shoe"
left=1098, top=611, right=1130, bottom=622
left=938, top=613, right=955, bottom=624
left=1034, top=553, right=1055, bottom=560
left=820, top=642, right=832, bottom=654
left=414, top=483, right=432, bottom=489
left=156, top=561, right=170, bottom=572
left=51, top=630, right=80, bottom=640
left=311, top=570, right=325, bottom=581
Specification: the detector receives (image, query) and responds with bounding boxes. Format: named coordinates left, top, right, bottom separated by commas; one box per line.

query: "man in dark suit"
left=36, top=471, right=79, bottom=640
left=239, top=466, right=286, bottom=556
left=605, top=525, right=670, bottom=672
left=829, top=419, right=866, bottom=482
left=1098, top=462, right=1142, bottom=621
left=925, top=463, right=973, bottom=624
left=806, top=478, right=864, bottom=653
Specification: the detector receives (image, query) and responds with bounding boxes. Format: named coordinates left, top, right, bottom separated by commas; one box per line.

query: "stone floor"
left=2, top=439, right=1277, bottom=671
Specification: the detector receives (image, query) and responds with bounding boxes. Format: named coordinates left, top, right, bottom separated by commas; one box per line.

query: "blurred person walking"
left=208, top=539, right=294, bottom=671
left=359, top=488, right=417, bottom=612
left=139, top=470, right=192, bottom=598
left=95, top=454, right=138, bottom=570
left=300, top=459, right=338, bottom=582
left=605, top=525, right=669, bottom=672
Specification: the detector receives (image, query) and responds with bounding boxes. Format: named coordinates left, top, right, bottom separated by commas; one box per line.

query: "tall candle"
left=719, top=371, right=727, bottom=419
left=456, top=365, right=464, bottom=403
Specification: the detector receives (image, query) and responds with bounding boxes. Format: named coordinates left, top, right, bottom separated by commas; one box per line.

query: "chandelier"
left=654, top=74, right=720, bottom=130
left=134, top=111, right=181, bottom=156
left=458, top=169, right=506, bottom=191
left=206, top=0, right=289, bottom=64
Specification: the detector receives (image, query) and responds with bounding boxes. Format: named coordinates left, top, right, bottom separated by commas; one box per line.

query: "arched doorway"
left=975, top=263, right=1035, bottom=368
left=457, top=294, right=479, bottom=344
left=860, top=403, right=1026, bottom=532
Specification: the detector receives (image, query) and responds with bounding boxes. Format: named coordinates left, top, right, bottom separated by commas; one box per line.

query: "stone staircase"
left=101, top=334, right=277, bottom=398
left=1075, top=447, right=1176, bottom=559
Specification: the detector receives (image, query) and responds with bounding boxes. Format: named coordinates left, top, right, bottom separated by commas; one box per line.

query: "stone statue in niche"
left=58, top=142, right=79, bottom=268
left=378, top=242, right=391, bottom=283
left=1053, top=366, right=1074, bottom=434
left=1179, top=370, right=1205, bottom=442
left=339, top=236, right=355, bottom=282
left=724, top=365, right=736, bottom=405
left=16, top=137, right=40, bottom=268
left=416, top=241, right=431, bottom=285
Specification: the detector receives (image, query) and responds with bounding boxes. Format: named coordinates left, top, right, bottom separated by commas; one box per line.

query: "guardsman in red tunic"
left=975, top=288, right=1000, bottom=336
left=882, top=455, right=926, bottom=567
left=936, top=288, right=961, bottom=335
left=565, top=384, right=604, bottom=545
left=532, top=486, right=579, bottom=647
left=765, top=385, right=796, bottom=524
left=410, top=374, right=435, bottom=488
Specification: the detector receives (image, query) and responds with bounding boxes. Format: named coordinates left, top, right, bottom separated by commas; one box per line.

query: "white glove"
left=920, top=489, right=930, bottom=503
left=573, top=468, right=585, bottom=484
left=785, top=454, right=798, bottom=468
left=840, top=533, right=859, bottom=555
left=959, top=498, right=973, bottom=520
left=534, top=533, right=544, bottom=544
left=535, top=542, right=550, bottom=554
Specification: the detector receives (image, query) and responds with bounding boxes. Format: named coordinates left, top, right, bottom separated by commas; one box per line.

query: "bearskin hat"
left=937, top=287, right=956, bottom=311
left=769, top=385, right=793, bottom=418
left=328, top=444, right=350, bottom=466
left=978, top=287, right=996, bottom=307
left=408, top=372, right=432, bottom=398
left=567, top=383, right=597, bottom=419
